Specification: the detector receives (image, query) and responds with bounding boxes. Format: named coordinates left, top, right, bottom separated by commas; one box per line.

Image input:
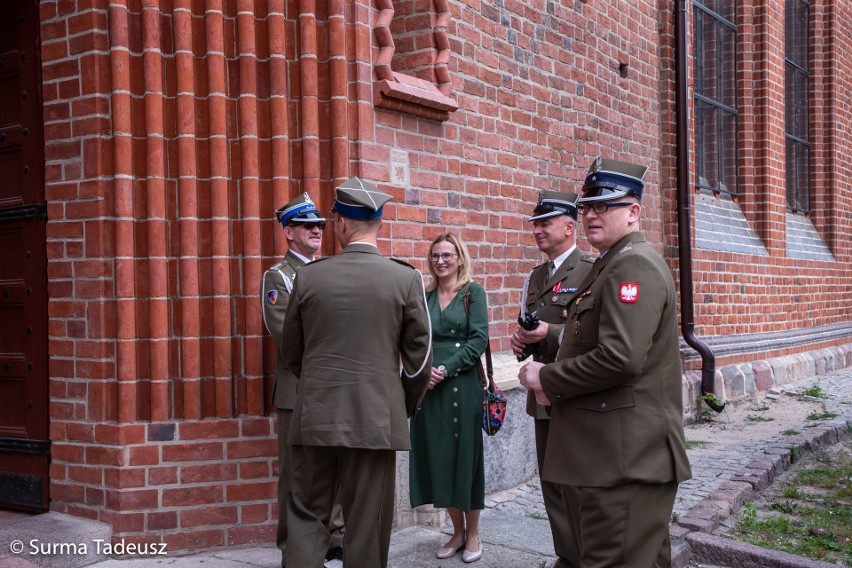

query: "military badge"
left=552, top=282, right=578, bottom=295
left=619, top=282, right=639, bottom=303
left=267, top=289, right=278, bottom=305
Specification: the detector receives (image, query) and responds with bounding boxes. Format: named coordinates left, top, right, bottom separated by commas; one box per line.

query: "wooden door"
left=0, top=0, right=49, bottom=511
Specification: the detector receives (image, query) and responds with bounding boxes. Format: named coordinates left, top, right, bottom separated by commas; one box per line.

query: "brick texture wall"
left=38, top=0, right=852, bottom=549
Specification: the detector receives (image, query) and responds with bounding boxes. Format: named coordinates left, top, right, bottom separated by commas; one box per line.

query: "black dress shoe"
left=325, top=545, right=344, bottom=561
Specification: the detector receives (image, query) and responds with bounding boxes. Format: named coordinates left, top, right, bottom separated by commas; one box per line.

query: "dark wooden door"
left=0, top=0, right=49, bottom=511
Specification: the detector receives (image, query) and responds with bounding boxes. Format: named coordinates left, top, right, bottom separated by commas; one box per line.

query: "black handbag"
left=463, top=286, right=507, bottom=436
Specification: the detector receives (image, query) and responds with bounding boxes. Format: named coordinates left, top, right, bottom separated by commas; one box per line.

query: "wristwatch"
left=437, top=365, right=447, bottom=378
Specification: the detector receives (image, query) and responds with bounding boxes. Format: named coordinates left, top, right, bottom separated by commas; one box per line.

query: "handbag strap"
left=463, top=285, right=493, bottom=390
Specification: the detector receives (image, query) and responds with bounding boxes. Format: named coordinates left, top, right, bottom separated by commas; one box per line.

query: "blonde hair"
left=425, top=233, right=473, bottom=292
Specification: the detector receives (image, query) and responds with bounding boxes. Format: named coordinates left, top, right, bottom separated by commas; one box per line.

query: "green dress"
left=409, top=282, right=488, bottom=512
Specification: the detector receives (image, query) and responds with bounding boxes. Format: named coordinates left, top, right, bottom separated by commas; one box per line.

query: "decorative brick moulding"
left=373, top=0, right=459, bottom=120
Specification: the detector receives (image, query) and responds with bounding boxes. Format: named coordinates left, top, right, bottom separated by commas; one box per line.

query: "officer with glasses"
left=262, top=193, right=344, bottom=567
left=519, top=157, right=692, bottom=567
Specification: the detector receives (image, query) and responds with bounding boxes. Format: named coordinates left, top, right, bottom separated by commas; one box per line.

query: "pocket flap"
left=573, top=385, right=635, bottom=412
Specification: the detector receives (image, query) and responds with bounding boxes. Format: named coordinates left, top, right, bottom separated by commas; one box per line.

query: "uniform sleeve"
left=441, top=282, right=489, bottom=378
left=280, top=275, right=305, bottom=378
left=261, top=268, right=291, bottom=354
left=540, top=253, right=667, bottom=399
left=400, top=271, right=433, bottom=417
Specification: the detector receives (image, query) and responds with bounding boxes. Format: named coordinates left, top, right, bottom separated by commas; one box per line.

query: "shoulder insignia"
left=619, top=282, right=639, bottom=303
left=389, top=257, right=415, bottom=269
left=269, top=259, right=288, bottom=271
left=618, top=245, right=634, bottom=255
left=581, top=254, right=597, bottom=263
left=267, top=289, right=279, bottom=305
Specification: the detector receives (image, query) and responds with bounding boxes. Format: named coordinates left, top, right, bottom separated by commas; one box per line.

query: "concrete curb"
left=672, top=416, right=851, bottom=568
left=685, top=531, right=841, bottom=568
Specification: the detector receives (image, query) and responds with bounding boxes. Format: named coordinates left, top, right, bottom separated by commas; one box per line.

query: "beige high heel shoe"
left=461, top=537, right=482, bottom=563
left=435, top=533, right=465, bottom=559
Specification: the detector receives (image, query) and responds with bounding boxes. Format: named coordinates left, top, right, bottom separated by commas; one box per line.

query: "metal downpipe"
left=676, top=0, right=724, bottom=412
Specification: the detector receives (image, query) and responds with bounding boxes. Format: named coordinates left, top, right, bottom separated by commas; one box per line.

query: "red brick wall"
left=369, top=0, right=669, bottom=349
left=685, top=0, right=852, bottom=350
left=38, top=0, right=852, bottom=548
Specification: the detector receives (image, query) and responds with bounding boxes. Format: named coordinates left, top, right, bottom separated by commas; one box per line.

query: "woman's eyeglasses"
left=430, top=252, right=457, bottom=263
left=576, top=202, right=633, bottom=215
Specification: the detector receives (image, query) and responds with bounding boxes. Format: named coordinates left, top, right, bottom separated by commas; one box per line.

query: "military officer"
left=261, top=193, right=344, bottom=566
left=281, top=177, right=432, bottom=568
left=510, top=190, right=594, bottom=568
left=518, top=158, right=692, bottom=567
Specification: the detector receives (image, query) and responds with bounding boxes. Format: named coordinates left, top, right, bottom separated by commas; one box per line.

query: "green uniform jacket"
left=523, top=247, right=595, bottom=419
left=281, top=243, right=433, bottom=450
left=539, top=232, right=692, bottom=487
left=262, top=250, right=305, bottom=410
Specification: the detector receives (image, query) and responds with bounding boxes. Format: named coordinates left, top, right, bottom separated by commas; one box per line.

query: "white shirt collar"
left=550, top=244, right=576, bottom=273
left=289, top=250, right=314, bottom=265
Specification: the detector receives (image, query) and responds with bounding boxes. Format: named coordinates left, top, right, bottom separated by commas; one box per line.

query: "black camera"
left=516, top=311, right=540, bottom=361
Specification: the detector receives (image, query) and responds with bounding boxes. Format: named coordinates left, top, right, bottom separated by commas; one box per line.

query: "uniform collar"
left=286, top=249, right=313, bottom=266
left=342, top=242, right=381, bottom=255
left=550, top=244, right=576, bottom=273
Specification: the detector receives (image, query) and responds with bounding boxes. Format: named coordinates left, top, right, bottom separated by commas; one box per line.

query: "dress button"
left=453, top=387, right=458, bottom=392
left=454, top=433, right=459, bottom=438
left=453, top=402, right=458, bottom=407
left=600, top=403, right=607, bottom=409
left=451, top=329, right=455, bottom=334
left=539, top=301, right=545, bottom=308
left=453, top=417, right=458, bottom=422
left=455, top=343, right=460, bottom=348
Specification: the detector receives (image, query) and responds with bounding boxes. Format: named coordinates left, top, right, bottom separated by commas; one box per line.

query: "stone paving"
left=482, top=367, right=852, bottom=534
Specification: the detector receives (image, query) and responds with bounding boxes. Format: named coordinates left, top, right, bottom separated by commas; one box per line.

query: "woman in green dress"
left=409, top=233, right=489, bottom=563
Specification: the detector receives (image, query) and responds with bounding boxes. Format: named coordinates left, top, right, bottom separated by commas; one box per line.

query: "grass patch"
left=782, top=429, right=801, bottom=436
left=806, top=411, right=838, bottom=421
left=685, top=440, right=711, bottom=450
left=750, top=404, right=770, bottom=412
left=733, top=448, right=852, bottom=564
left=746, top=415, right=775, bottom=423
left=802, top=385, right=827, bottom=398
left=526, top=512, right=547, bottom=521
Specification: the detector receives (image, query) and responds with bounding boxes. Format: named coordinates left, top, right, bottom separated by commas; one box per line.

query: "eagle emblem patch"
left=619, top=282, right=639, bottom=303
left=267, top=290, right=278, bottom=305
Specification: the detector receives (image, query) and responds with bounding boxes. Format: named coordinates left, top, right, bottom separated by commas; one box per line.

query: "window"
left=785, top=0, right=810, bottom=213
left=694, top=0, right=738, bottom=195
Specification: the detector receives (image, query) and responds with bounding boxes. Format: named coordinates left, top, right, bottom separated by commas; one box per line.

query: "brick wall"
left=38, top=0, right=852, bottom=548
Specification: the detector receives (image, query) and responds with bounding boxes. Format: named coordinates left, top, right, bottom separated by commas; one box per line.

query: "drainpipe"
left=676, top=0, right=724, bottom=412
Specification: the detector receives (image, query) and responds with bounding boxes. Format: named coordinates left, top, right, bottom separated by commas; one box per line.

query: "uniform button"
left=453, top=402, right=458, bottom=407
left=450, top=329, right=455, bottom=334
left=453, top=417, right=458, bottom=422
left=453, top=387, right=458, bottom=392
left=455, top=343, right=460, bottom=348
left=556, top=394, right=563, bottom=399
left=539, top=302, right=545, bottom=308
left=552, top=296, right=559, bottom=302
left=600, top=403, right=607, bottom=409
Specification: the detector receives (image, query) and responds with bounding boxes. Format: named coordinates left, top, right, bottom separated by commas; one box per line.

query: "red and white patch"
left=619, top=282, right=639, bottom=303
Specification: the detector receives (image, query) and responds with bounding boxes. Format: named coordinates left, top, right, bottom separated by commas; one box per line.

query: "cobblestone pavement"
left=484, top=367, right=852, bottom=527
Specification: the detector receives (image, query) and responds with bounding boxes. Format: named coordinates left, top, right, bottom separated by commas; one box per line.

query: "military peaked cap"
left=275, top=193, right=326, bottom=226
left=529, top=190, right=579, bottom=221
left=332, top=177, right=392, bottom=220
left=579, top=157, right=649, bottom=202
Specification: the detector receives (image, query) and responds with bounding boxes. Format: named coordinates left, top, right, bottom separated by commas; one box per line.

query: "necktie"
left=548, top=261, right=555, bottom=280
